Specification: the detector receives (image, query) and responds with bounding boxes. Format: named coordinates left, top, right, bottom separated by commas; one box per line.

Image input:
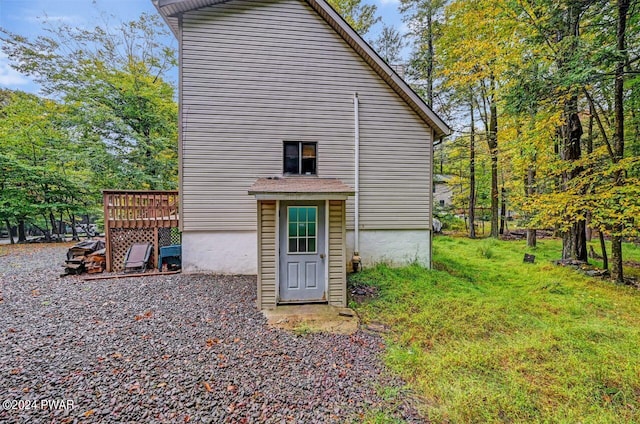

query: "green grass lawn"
left=352, top=237, right=640, bottom=423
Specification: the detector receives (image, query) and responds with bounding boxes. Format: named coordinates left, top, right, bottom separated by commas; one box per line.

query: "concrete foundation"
left=346, top=229, right=432, bottom=268
left=181, top=231, right=257, bottom=274
left=181, top=228, right=431, bottom=274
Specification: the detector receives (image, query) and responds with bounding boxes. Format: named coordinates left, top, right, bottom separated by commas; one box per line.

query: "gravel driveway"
left=0, top=244, right=421, bottom=423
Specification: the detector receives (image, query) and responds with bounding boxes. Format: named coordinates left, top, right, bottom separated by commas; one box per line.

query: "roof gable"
left=152, top=0, right=451, bottom=138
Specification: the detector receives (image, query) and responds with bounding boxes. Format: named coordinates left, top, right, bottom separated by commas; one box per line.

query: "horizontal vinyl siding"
left=328, top=200, right=346, bottom=306
left=181, top=0, right=431, bottom=231
left=258, top=201, right=277, bottom=309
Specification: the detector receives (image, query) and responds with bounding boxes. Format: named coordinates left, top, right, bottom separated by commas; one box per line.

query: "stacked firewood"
left=63, top=239, right=106, bottom=276
left=85, top=249, right=107, bottom=274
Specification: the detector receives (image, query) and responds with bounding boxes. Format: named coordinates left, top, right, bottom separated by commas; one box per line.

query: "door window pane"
left=287, top=206, right=317, bottom=254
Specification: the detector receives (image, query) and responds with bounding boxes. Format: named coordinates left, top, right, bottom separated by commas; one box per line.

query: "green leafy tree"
left=371, top=24, right=405, bottom=64
left=328, top=0, right=380, bottom=35
left=1, top=12, right=178, bottom=191
left=0, top=90, right=88, bottom=240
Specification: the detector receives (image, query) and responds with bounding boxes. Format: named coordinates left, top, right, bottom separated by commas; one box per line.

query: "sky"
left=0, top=0, right=406, bottom=95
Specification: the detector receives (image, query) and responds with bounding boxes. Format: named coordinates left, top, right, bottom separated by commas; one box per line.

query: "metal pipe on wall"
left=352, top=93, right=361, bottom=271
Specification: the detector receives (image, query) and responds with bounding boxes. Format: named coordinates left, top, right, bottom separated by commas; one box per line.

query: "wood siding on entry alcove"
left=256, top=199, right=347, bottom=308
left=257, top=200, right=277, bottom=309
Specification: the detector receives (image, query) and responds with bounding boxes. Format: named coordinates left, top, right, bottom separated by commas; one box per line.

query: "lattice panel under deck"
left=158, top=227, right=181, bottom=247
left=110, top=228, right=155, bottom=272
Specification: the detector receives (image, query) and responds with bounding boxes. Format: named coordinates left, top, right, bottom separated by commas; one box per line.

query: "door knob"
left=320, top=253, right=326, bottom=259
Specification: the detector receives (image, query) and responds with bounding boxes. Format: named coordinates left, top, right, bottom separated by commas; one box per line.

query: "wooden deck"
left=103, top=190, right=180, bottom=272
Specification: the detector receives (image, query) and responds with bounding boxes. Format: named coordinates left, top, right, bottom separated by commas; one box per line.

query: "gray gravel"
left=0, top=244, right=423, bottom=423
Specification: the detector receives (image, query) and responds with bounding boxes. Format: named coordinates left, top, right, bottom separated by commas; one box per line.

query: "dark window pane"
left=288, top=223, right=297, bottom=237
left=298, top=239, right=307, bottom=253
left=308, top=238, right=316, bottom=252
left=308, top=223, right=316, bottom=237
left=284, top=143, right=299, bottom=174
left=298, top=223, right=306, bottom=237
left=289, top=238, right=297, bottom=253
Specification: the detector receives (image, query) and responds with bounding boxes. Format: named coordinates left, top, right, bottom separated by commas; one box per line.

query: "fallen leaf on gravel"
left=135, top=310, right=153, bottom=321
left=111, top=352, right=122, bottom=359
left=227, top=385, right=236, bottom=392
left=128, top=383, right=141, bottom=393
left=184, top=415, right=191, bottom=423
left=206, top=338, right=220, bottom=347
left=227, top=404, right=235, bottom=413
left=10, top=368, right=21, bottom=374
left=84, top=410, right=95, bottom=417
left=233, top=337, right=240, bottom=343
left=203, top=382, right=214, bottom=392
left=8, top=328, right=16, bottom=333
left=31, top=289, right=40, bottom=296
left=22, top=387, right=29, bottom=393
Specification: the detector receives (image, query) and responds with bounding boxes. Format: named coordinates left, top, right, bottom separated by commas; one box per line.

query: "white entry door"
left=279, top=201, right=326, bottom=302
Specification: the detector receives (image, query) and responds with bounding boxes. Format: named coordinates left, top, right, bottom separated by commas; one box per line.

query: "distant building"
left=390, top=64, right=406, bottom=79
left=433, top=174, right=454, bottom=208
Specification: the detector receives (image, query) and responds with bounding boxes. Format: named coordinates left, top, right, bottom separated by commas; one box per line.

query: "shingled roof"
left=248, top=177, right=354, bottom=200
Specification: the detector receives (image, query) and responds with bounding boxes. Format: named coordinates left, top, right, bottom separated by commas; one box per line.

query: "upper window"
left=284, top=142, right=317, bottom=175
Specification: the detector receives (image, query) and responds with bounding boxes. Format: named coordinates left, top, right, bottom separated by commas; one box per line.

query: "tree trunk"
left=600, top=231, right=609, bottom=271
left=488, top=75, right=499, bottom=238
left=585, top=106, right=594, bottom=242
left=426, top=11, right=434, bottom=108
left=560, top=100, right=587, bottom=262
left=526, top=166, right=536, bottom=248
left=610, top=0, right=630, bottom=283
left=562, top=220, right=587, bottom=262
left=17, top=219, right=26, bottom=242
left=49, top=212, right=58, bottom=240
left=69, top=212, right=79, bottom=241
left=59, top=212, right=65, bottom=236
left=499, top=186, right=506, bottom=235
left=527, top=228, right=537, bottom=248
left=469, top=93, right=476, bottom=239
left=5, top=219, right=15, bottom=244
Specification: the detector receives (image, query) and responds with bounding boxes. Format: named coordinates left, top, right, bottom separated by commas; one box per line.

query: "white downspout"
left=352, top=93, right=361, bottom=271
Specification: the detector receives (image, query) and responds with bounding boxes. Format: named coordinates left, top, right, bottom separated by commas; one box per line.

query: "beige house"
left=434, top=174, right=454, bottom=208
left=153, top=0, right=450, bottom=309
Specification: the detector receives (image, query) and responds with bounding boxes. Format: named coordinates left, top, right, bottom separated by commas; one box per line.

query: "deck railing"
left=103, top=190, right=179, bottom=228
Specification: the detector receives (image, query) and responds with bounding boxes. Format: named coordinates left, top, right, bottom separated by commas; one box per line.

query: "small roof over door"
left=248, top=178, right=354, bottom=200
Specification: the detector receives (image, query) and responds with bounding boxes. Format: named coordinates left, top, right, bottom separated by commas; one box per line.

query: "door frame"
left=275, top=199, right=329, bottom=303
